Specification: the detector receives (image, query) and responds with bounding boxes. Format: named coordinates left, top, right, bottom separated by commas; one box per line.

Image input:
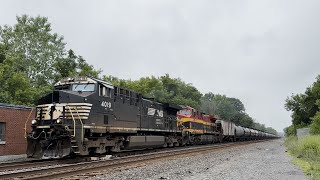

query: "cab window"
left=99, top=85, right=112, bottom=97
left=72, top=84, right=95, bottom=92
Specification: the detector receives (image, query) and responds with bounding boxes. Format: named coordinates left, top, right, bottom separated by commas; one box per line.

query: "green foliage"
left=0, top=57, right=37, bottom=105
left=200, top=92, right=277, bottom=133
left=103, top=74, right=202, bottom=108
left=286, top=135, right=320, bottom=163
left=0, top=15, right=100, bottom=105
left=284, top=125, right=296, bottom=136
left=238, top=113, right=254, bottom=128
left=285, top=136, right=320, bottom=179
left=200, top=93, right=244, bottom=121
left=265, top=127, right=277, bottom=135
left=0, top=15, right=65, bottom=85
left=311, top=112, right=320, bottom=135
left=77, top=56, right=101, bottom=78
left=54, top=49, right=78, bottom=80
left=285, top=75, right=320, bottom=135
left=54, top=50, right=101, bottom=81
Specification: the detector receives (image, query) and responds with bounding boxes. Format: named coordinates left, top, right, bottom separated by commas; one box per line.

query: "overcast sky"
left=1, top=0, right=320, bottom=132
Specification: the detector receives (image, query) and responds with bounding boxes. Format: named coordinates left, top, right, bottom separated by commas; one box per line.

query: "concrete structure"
left=297, top=128, right=310, bottom=139
left=0, top=103, right=34, bottom=156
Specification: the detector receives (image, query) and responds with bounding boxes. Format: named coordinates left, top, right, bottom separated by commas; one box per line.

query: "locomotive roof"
left=55, top=76, right=114, bottom=89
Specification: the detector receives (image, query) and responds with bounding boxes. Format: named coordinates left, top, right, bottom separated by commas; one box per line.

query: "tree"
left=199, top=92, right=277, bottom=133
left=311, top=112, right=320, bottom=134
left=285, top=75, right=320, bottom=136
left=200, top=93, right=243, bottom=122
left=238, top=113, right=254, bottom=127
left=0, top=15, right=65, bottom=86
left=77, top=56, right=101, bottom=78
left=0, top=15, right=101, bottom=105
left=54, top=49, right=78, bottom=80
left=0, top=57, right=37, bottom=105
left=55, top=50, right=101, bottom=80
left=103, top=74, right=202, bottom=108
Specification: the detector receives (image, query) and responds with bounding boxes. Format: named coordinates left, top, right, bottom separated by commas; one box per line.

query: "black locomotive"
left=27, top=77, right=185, bottom=159
left=26, top=76, right=277, bottom=159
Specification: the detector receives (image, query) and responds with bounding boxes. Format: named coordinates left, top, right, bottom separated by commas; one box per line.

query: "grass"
left=285, top=135, right=320, bottom=180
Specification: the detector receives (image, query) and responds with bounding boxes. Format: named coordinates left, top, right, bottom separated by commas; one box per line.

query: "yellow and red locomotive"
left=177, top=106, right=221, bottom=144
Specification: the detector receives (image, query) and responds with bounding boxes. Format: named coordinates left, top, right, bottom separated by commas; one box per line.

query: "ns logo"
left=101, top=101, right=112, bottom=108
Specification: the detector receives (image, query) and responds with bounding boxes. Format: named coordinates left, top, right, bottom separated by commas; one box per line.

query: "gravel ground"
left=90, top=139, right=307, bottom=180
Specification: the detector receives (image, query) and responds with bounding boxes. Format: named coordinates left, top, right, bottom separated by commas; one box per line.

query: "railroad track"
left=0, top=140, right=267, bottom=179
left=0, top=160, right=63, bottom=172
left=0, top=158, right=88, bottom=173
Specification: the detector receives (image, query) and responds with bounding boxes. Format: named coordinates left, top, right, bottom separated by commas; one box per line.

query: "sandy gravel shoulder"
left=91, top=139, right=307, bottom=180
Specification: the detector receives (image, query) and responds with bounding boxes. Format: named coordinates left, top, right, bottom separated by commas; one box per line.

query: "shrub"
left=286, top=135, right=320, bottom=180
left=311, top=112, right=320, bottom=135
left=295, top=136, right=320, bottom=160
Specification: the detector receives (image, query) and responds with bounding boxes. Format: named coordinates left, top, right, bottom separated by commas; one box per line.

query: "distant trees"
left=285, top=75, right=320, bottom=136
left=200, top=93, right=277, bottom=133
left=103, top=74, right=202, bottom=109
left=0, top=15, right=277, bottom=134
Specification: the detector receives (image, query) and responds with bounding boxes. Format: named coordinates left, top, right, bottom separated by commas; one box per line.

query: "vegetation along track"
left=0, top=140, right=268, bottom=179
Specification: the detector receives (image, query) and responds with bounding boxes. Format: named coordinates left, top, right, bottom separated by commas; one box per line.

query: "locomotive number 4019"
left=101, top=101, right=112, bottom=108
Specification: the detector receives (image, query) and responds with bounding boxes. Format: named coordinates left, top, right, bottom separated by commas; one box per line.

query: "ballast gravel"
left=90, top=139, right=307, bottom=180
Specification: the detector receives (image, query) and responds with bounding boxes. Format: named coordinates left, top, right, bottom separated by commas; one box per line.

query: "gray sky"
left=1, top=0, right=320, bottom=132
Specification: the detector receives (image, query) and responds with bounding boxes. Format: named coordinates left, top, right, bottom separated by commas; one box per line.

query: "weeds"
left=285, top=135, right=320, bottom=180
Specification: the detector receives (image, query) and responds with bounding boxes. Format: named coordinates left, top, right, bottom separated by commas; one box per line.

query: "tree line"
left=0, top=15, right=277, bottom=134
left=284, top=75, right=320, bottom=136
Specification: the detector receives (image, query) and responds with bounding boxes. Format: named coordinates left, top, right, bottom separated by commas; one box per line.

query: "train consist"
left=26, top=77, right=277, bottom=159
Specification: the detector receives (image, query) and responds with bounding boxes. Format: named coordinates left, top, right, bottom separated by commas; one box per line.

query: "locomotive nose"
left=26, top=126, right=72, bottom=159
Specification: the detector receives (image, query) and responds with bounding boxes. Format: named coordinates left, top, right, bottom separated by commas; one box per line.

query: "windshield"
left=179, top=109, right=192, bottom=115
left=55, top=85, right=71, bottom=90
left=183, top=122, right=190, bottom=128
left=72, top=84, right=95, bottom=92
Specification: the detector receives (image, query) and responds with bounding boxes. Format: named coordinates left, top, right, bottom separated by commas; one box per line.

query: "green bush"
left=311, top=112, right=320, bottom=135
left=295, top=136, right=320, bottom=160
left=285, top=135, right=320, bottom=180
left=285, top=136, right=298, bottom=152
left=284, top=125, right=297, bottom=136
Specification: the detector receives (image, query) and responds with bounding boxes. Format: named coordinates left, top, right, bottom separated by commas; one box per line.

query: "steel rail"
left=0, top=140, right=268, bottom=179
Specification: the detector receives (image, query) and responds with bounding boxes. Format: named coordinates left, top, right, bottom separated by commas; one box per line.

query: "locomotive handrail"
left=24, top=108, right=34, bottom=138
left=74, top=106, right=84, bottom=143
left=67, top=106, right=76, bottom=138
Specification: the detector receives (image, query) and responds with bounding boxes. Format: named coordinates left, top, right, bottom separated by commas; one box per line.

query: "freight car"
left=26, top=76, right=277, bottom=159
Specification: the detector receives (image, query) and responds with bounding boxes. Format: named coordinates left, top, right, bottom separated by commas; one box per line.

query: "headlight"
left=56, top=118, right=62, bottom=124
left=31, top=119, right=37, bottom=125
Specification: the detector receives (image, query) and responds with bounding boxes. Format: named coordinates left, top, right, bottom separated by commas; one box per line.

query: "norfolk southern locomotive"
left=26, top=77, right=276, bottom=159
